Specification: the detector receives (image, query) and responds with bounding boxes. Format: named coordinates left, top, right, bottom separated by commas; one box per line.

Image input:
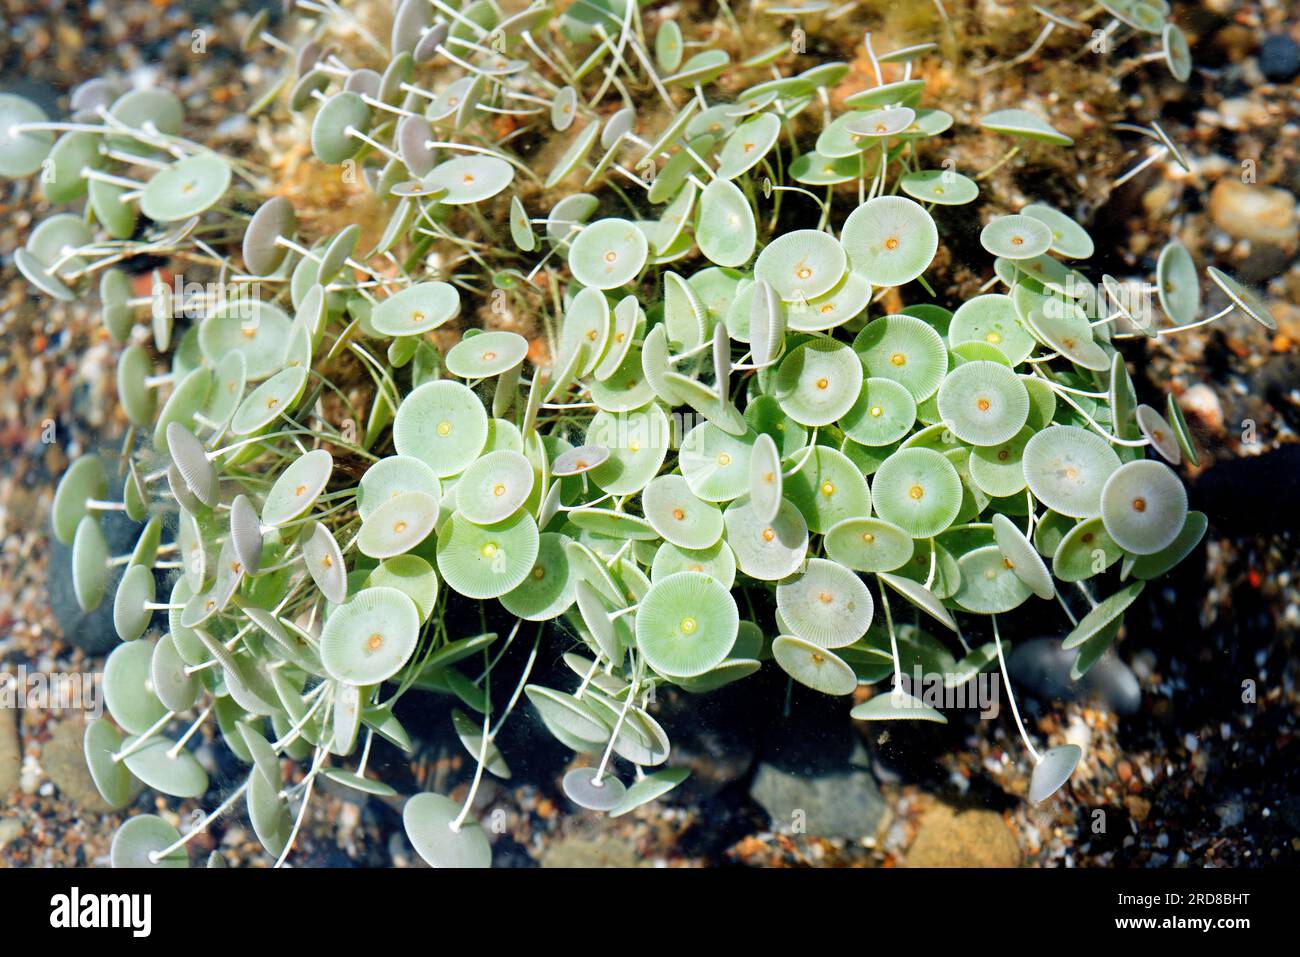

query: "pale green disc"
left=371, top=281, right=461, bottom=336
left=722, top=498, right=808, bottom=581
left=393, top=380, right=489, bottom=478
left=951, top=543, right=1032, bottom=613
left=357, top=454, right=441, bottom=520
left=782, top=445, right=872, bottom=535
left=500, top=531, right=576, bottom=621
left=841, top=196, right=938, bottom=287
left=83, top=719, right=133, bottom=810
left=772, top=635, right=857, bottom=696
left=776, top=558, right=873, bottom=648
left=403, top=792, right=491, bottom=868
left=677, top=421, right=755, bottom=502
left=697, top=177, right=757, bottom=268
left=110, top=814, right=188, bottom=869
left=841, top=376, right=917, bottom=447
left=643, top=473, right=724, bottom=549
left=1099, top=459, right=1188, bottom=555
left=635, top=571, right=738, bottom=678
left=871, top=447, right=963, bottom=538
left=754, top=228, right=846, bottom=303
left=1023, top=425, right=1121, bottom=518
left=824, top=516, right=914, bottom=573
left=436, top=510, right=540, bottom=599
left=262, top=448, right=333, bottom=527
left=772, top=337, right=863, bottom=427
left=357, top=490, right=439, bottom=559
left=651, top=539, right=737, bottom=589
left=140, top=154, right=232, bottom=222
left=321, top=586, right=420, bottom=685
left=569, top=217, right=648, bottom=290
left=853, top=314, right=948, bottom=401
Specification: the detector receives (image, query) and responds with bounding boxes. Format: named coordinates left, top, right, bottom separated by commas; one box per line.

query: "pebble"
left=907, top=804, right=1022, bottom=867
left=749, top=760, right=886, bottom=840
left=1208, top=180, right=1299, bottom=247
left=1180, top=383, right=1226, bottom=433
left=41, top=717, right=117, bottom=813
left=540, top=835, right=640, bottom=868
left=0, top=707, right=19, bottom=795
left=1258, top=34, right=1300, bottom=83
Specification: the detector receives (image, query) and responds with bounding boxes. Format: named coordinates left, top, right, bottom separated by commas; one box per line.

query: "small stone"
left=41, top=717, right=118, bottom=813
left=0, top=817, right=23, bottom=850
left=0, top=706, right=18, bottom=795
left=749, top=760, right=885, bottom=840
left=907, top=804, right=1021, bottom=867
left=1258, top=34, right=1300, bottom=83
left=1180, top=384, right=1225, bottom=434
left=540, top=835, right=640, bottom=868
left=1208, top=180, right=1298, bottom=247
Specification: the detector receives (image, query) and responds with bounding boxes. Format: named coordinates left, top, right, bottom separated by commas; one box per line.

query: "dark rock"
left=1007, top=639, right=1141, bottom=715
left=48, top=509, right=147, bottom=655
left=653, top=686, right=756, bottom=799
left=1258, top=34, right=1300, bottom=83
left=749, top=743, right=885, bottom=840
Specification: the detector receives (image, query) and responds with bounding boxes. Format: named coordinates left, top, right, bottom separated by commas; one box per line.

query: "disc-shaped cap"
left=0, top=93, right=52, bottom=176
left=776, top=557, right=873, bottom=648
left=1207, top=266, right=1278, bottom=331
left=1023, top=425, right=1121, bottom=518
left=500, top=531, right=575, bottom=621
left=1030, top=744, right=1082, bottom=803
left=321, top=586, right=420, bottom=685
left=980, top=214, right=1054, bottom=260
left=1155, top=241, right=1200, bottom=327
left=436, top=510, right=540, bottom=599
left=140, top=154, right=232, bottom=222
left=568, top=217, right=648, bottom=289
left=113, top=563, right=158, bottom=643
left=635, top=570, right=738, bottom=678
left=979, top=107, right=1072, bottom=145
left=840, top=195, right=938, bottom=287
left=772, top=635, right=857, bottom=695
left=71, top=516, right=110, bottom=612
left=853, top=314, right=948, bottom=401
left=991, top=512, right=1054, bottom=599
left=424, top=155, right=514, bottom=205
left=262, top=448, right=333, bottom=527
left=311, top=91, right=370, bottom=164
left=372, top=281, right=461, bottom=336
left=1099, top=459, right=1187, bottom=555
left=772, top=337, right=863, bottom=427
left=722, top=498, right=808, bottom=581
left=403, top=792, right=491, bottom=868
left=243, top=197, right=297, bottom=276
left=83, top=719, right=133, bottom=810
left=110, top=814, right=188, bottom=869
left=52, top=455, right=107, bottom=545
left=643, top=474, right=724, bottom=549
left=393, top=380, right=489, bottom=477
left=871, top=447, right=962, bottom=538
left=936, top=360, right=1030, bottom=447
left=754, top=228, right=847, bottom=303
left=357, top=489, right=439, bottom=559
left=824, top=516, right=914, bottom=573
left=104, top=639, right=168, bottom=734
